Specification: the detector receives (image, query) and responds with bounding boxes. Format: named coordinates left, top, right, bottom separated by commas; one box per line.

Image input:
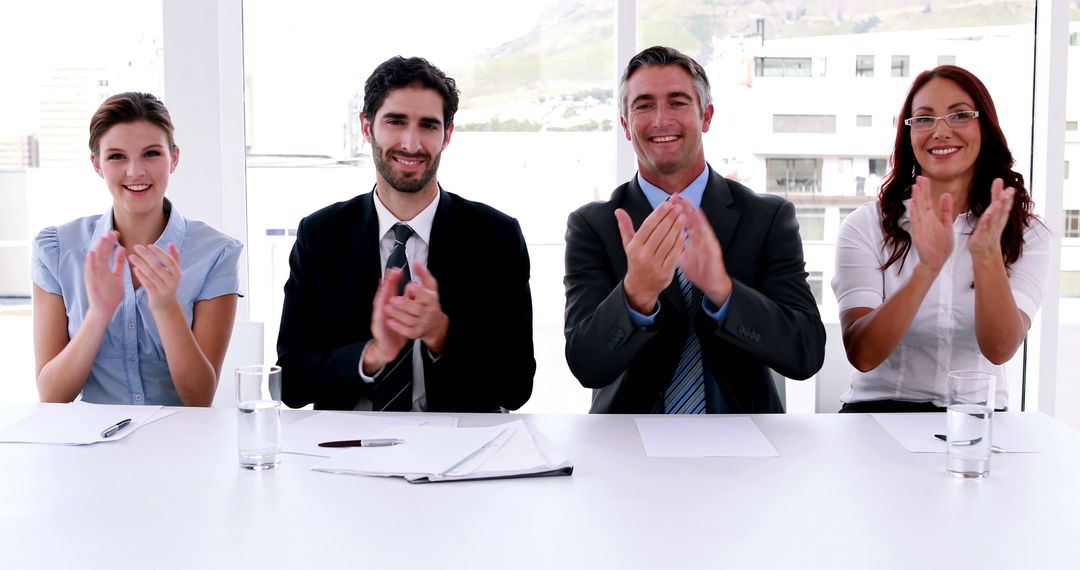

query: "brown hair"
left=878, top=65, right=1035, bottom=271
left=88, top=92, right=177, bottom=155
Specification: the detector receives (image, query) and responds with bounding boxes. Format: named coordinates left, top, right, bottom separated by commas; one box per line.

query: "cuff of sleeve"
left=702, top=291, right=732, bottom=323
left=358, top=343, right=381, bottom=383
left=624, top=292, right=659, bottom=327
left=425, top=345, right=443, bottom=363
left=1013, top=291, right=1037, bottom=322
left=836, top=290, right=884, bottom=313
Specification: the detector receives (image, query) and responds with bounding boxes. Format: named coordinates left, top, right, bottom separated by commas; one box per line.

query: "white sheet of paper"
left=871, top=413, right=1041, bottom=453
left=281, top=412, right=458, bottom=457
left=311, top=424, right=507, bottom=476
left=634, top=417, right=779, bottom=458
left=0, top=402, right=168, bottom=445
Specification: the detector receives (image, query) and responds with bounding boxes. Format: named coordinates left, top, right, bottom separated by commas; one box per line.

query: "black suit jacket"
left=277, top=189, right=535, bottom=412
left=564, top=168, right=825, bottom=413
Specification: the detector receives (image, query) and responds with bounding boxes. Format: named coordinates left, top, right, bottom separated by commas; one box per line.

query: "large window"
left=855, top=55, right=875, bottom=77
left=772, top=115, right=837, bottom=134
left=242, top=0, right=613, bottom=413
left=5, top=1, right=1071, bottom=421
left=0, top=0, right=164, bottom=404
left=766, top=158, right=822, bottom=194
left=1067, top=210, right=1080, bottom=238
left=755, top=57, right=812, bottom=77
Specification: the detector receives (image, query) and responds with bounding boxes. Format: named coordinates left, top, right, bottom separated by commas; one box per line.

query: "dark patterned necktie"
left=387, top=223, right=414, bottom=295
left=372, top=223, right=415, bottom=411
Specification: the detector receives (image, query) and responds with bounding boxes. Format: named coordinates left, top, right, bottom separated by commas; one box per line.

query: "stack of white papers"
left=0, top=402, right=177, bottom=445
left=312, top=420, right=573, bottom=484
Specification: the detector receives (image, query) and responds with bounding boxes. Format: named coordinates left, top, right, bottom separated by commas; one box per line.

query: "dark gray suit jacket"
left=564, top=168, right=825, bottom=413
left=277, top=189, right=535, bottom=412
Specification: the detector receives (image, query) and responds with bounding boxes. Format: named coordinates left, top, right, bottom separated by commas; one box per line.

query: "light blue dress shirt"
left=625, top=167, right=731, bottom=412
left=31, top=199, right=243, bottom=405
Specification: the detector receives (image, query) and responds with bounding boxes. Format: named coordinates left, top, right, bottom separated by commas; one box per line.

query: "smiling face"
left=909, top=77, right=981, bottom=188
left=620, top=64, right=713, bottom=190
left=361, top=86, right=452, bottom=199
left=91, top=120, right=178, bottom=219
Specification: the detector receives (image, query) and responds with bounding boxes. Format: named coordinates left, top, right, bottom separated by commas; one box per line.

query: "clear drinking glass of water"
left=236, top=365, right=282, bottom=470
left=945, top=370, right=996, bottom=479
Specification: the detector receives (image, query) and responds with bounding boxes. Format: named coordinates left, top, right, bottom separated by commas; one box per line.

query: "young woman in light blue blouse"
left=32, top=92, right=242, bottom=406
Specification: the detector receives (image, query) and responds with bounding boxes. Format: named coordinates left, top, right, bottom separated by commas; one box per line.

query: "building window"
left=796, top=208, right=826, bottom=241
left=891, top=55, right=910, bottom=77
left=856, top=114, right=872, bottom=127
left=938, top=55, right=956, bottom=66
left=869, top=158, right=888, bottom=176
left=772, top=114, right=836, bottom=134
left=1067, top=121, right=1079, bottom=131
left=1066, top=160, right=1070, bottom=180
left=807, top=271, right=825, bottom=305
left=855, top=55, right=874, bottom=77
left=766, top=158, right=822, bottom=194
left=1071, top=32, right=1079, bottom=47
left=1066, top=210, right=1080, bottom=238
left=1063, top=272, right=1080, bottom=298
left=755, top=57, right=812, bottom=77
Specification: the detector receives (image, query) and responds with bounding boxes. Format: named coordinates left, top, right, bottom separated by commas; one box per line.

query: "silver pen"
left=100, top=418, right=132, bottom=438
left=317, top=438, right=405, bottom=448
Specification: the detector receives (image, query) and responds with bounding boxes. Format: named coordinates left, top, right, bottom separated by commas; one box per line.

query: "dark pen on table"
left=318, top=438, right=405, bottom=448
left=100, top=418, right=132, bottom=439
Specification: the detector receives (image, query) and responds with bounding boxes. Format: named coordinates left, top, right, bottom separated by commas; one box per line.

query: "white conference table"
left=1, top=407, right=1079, bottom=569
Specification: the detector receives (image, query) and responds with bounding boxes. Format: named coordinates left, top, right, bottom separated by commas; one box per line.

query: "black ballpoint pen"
left=318, top=438, right=405, bottom=448
left=101, top=418, right=132, bottom=439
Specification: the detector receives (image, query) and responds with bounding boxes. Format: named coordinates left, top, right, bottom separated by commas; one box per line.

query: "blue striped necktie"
left=664, top=268, right=706, bottom=414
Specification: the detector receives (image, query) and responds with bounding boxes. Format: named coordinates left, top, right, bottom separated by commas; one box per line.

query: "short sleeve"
left=31, top=227, right=63, bottom=295
left=1008, top=220, right=1052, bottom=320
left=832, top=204, right=886, bottom=313
left=196, top=239, right=244, bottom=301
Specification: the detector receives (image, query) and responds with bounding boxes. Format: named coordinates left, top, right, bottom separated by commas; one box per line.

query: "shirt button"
left=128, top=357, right=136, bottom=365
left=135, top=394, right=143, bottom=401
left=128, top=321, right=135, bottom=330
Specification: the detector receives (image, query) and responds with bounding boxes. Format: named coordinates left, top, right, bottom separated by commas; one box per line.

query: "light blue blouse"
left=31, top=199, right=243, bottom=405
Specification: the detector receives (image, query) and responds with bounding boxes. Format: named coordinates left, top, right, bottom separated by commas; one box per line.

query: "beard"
left=370, top=136, right=441, bottom=194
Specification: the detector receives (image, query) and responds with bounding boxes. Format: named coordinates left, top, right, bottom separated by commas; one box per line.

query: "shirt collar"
left=91, top=197, right=186, bottom=246
left=373, top=187, right=440, bottom=244
left=636, top=165, right=710, bottom=210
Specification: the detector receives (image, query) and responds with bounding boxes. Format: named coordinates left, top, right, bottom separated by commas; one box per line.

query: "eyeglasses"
left=903, top=110, right=979, bottom=131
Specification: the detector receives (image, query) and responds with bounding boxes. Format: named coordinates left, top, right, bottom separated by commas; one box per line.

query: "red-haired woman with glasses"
left=831, top=66, right=1050, bottom=413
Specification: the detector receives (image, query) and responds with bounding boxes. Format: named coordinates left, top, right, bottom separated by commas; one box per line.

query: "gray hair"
left=618, top=46, right=712, bottom=120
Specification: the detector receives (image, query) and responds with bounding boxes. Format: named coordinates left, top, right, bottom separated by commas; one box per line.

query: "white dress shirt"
left=831, top=200, right=1051, bottom=409
left=356, top=188, right=441, bottom=411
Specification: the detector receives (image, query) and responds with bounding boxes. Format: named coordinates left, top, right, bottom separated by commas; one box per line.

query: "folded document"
left=312, top=419, right=573, bottom=483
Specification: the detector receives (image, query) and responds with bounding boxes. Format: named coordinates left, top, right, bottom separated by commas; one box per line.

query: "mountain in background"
left=451, top=0, right=1046, bottom=131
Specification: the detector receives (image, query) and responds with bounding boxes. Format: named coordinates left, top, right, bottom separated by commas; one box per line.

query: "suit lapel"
left=351, top=192, right=384, bottom=301
left=426, top=188, right=452, bottom=279
left=700, top=168, right=739, bottom=254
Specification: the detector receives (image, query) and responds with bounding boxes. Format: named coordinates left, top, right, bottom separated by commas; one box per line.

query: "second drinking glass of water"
left=945, top=370, right=996, bottom=479
left=236, top=365, right=282, bottom=470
